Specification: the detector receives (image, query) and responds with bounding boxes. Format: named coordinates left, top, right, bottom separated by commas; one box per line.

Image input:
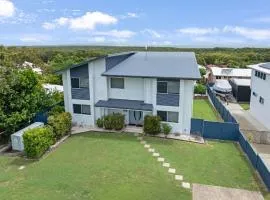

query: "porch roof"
left=95, top=98, right=153, bottom=111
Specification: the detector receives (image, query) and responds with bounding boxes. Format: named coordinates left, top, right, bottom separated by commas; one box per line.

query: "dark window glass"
left=71, top=78, right=80, bottom=88
left=157, top=82, right=167, bottom=93
left=259, top=97, right=264, bottom=104
left=80, top=77, right=89, bottom=88
left=82, top=105, right=91, bottom=115
left=168, top=112, right=179, bottom=123
left=73, top=104, right=81, bottom=114
left=157, top=111, right=167, bottom=121
left=111, top=78, right=124, bottom=89
left=263, top=73, right=266, bottom=80
left=168, top=81, right=180, bottom=94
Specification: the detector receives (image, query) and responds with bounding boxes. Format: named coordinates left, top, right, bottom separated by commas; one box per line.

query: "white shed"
left=11, top=122, right=44, bottom=151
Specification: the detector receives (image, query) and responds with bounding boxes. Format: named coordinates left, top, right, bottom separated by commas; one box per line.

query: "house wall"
left=250, top=70, right=270, bottom=130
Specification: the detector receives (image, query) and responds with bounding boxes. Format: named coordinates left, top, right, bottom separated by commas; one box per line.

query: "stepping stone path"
left=140, top=141, right=146, bottom=144
left=168, top=168, right=176, bottom=174
left=175, top=175, right=183, bottom=181
left=157, top=157, right=165, bottom=162
left=148, top=148, right=155, bottom=152
left=18, top=166, right=25, bottom=170
left=144, top=144, right=150, bottom=148
left=182, top=182, right=191, bottom=189
left=163, top=162, right=170, bottom=167
left=153, top=153, right=160, bottom=157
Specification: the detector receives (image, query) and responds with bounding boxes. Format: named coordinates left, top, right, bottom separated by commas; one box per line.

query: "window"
left=259, top=97, right=264, bottom=104
left=157, top=111, right=179, bottom=123
left=71, top=77, right=89, bottom=88
left=157, top=80, right=179, bottom=94
left=73, top=104, right=91, bottom=115
left=255, top=70, right=266, bottom=80
left=111, top=78, right=124, bottom=89
left=71, top=78, right=80, bottom=88
left=252, top=91, right=257, bottom=97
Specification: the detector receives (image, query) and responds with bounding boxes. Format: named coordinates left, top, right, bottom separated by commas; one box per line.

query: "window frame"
left=157, top=80, right=180, bottom=94
left=157, top=110, right=179, bottom=123
left=73, top=104, right=91, bottom=115
left=110, top=77, right=125, bottom=89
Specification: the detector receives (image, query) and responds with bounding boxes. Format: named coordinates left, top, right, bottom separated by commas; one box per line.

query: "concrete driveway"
left=193, top=184, right=264, bottom=200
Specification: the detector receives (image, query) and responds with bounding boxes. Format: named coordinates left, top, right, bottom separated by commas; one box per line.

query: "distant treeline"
left=1, top=45, right=270, bottom=71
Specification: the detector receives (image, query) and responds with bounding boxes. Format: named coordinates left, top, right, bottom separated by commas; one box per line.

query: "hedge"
left=48, top=112, right=72, bottom=140
left=103, top=113, right=125, bottom=130
left=143, top=115, right=161, bottom=135
left=23, top=126, right=54, bottom=158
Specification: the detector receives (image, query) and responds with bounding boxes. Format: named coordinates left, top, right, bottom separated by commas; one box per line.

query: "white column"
left=66, top=69, right=73, bottom=113
left=179, top=80, right=185, bottom=133
left=89, top=62, right=95, bottom=126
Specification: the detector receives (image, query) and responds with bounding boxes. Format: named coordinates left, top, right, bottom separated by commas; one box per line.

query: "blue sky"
left=0, top=0, right=270, bottom=47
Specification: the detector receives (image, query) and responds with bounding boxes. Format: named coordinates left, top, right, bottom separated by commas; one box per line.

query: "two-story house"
left=248, top=63, right=270, bottom=130
left=57, top=51, right=200, bottom=134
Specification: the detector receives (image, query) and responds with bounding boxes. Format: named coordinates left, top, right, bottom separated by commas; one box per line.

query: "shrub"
left=103, top=115, right=113, bottom=130
left=162, top=123, right=172, bottom=137
left=23, top=126, right=54, bottom=158
left=194, top=84, right=206, bottom=94
left=111, top=113, right=125, bottom=130
left=48, top=112, right=72, bottom=140
left=96, top=117, right=104, bottom=128
left=143, top=115, right=161, bottom=135
left=48, top=105, right=65, bottom=116
left=103, top=113, right=125, bottom=130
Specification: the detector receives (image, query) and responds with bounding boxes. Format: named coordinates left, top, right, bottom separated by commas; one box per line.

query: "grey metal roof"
left=231, top=78, right=251, bottom=86
left=102, top=52, right=201, bottom=80
left=260, top=63, right=270, bottom=70
left=95, top=98, right=153, bottom=111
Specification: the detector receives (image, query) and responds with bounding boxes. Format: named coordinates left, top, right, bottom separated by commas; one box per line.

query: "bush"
left=23, top=126, right=54, bottom=158
left=162, top=123, right=172, bottom=137
left=96, top=117, right=104, bottom=128
left=48, top=105, right=65, bottom=116
left=194, top=84, right=206, bottom=94
left=48, top=112, right=72, bottom=140
left=111, top=113, right=125, bottom=130
left=143, top=115, right=161, bottom=135
left=103, top=113, right=125, bottom=130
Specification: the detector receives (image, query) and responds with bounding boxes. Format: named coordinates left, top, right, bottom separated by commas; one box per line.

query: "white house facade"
left=58, top=52, right=200, bottom=134
left=249, top=63, right=270, bottom=130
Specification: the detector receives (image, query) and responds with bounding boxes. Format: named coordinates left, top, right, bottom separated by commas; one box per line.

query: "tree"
left=194, top=84, right=206, bottom=94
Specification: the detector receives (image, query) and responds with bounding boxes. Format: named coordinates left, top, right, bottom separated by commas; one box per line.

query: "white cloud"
left=0, top=9, right=36, bottom=24
left=42, top=11, right=117, bottom=31
left=37, top=8, right=56, bottom=13
left=20, top=34, right=51, bottom=43
left=177, top=27, right=220, bottom=35
left=69, top=11, right=117, bottom=30
left=93, top=29, right=136, bottom=38
left=120, top=12, right=140, bottom=19
left=92, top=36, right=105, bottom=42
left=223, top=26, right=270, bottom=40
left=193, top=36, right=244, bottom=44
left=142, top=29, right=162, bottom=38
left=0, top=0, right=15, bottom=17
left=42, top=22, right=56, bottom=30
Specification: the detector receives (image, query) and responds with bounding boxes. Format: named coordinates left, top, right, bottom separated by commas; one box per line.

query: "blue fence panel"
left=238, top=131, right=247, bottom=153
left=203, top=121, right=239, bottom=141
left=191, top=118, right=204, bottom=135
left=257, top=156, right=270, bottom=191
left=33, top=112, right=48, bottom=123
left=245, top=141, right=258, bottom=168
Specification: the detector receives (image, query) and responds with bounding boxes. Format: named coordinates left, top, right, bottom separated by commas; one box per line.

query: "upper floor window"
left=157, top=80, right=179, bottom=94
left=111, top=78, right=124, bottom=89
left=255, top=70, right=266, bottom=80
left=73, top=104, right=91, bottom=115
left=252, top=91, right=257, bottom=97
left=71, top=77, right=89, bottom=88
left=259, top=96, right=264, bottom=104
left=157, top=110, right=179, bottom=123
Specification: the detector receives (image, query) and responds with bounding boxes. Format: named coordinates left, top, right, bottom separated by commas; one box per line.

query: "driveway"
left=193, top=184, right=264, bottom=200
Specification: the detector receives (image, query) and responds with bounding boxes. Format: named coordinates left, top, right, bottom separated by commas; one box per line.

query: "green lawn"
left=193, top=99, right=222, bottom=121
left=239, top=103, right=250, bottom=110
left=0, top=132, right=268, bottom=200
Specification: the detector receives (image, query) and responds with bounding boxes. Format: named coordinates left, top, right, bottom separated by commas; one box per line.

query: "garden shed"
left=229, top=78, right=251, bottom=102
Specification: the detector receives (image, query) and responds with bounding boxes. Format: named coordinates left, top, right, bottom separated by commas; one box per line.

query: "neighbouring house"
left=207, top=66, right=251, bottom=84
left=229, top=78, right=251, bottom=102
left=22, top=61, right=43, bottom=74
left=248, top=63, right=270, bottom=130
left=56, top=52, right=200, bottom=134
left=43, top=84, right=64, bottom=93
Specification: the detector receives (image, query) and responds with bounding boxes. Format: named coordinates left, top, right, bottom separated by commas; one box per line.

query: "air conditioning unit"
left=11, top=122, right=44, bottom=151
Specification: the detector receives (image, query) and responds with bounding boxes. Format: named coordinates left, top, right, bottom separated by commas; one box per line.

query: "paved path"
left=193, top=184, right=264, bottom=200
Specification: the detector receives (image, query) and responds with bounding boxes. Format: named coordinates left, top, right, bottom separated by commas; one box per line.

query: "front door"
left=129, top=110, right=143, bottom=126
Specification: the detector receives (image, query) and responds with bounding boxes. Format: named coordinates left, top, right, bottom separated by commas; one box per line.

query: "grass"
left=0, top=132, right=190, bottom=200
left=193, top=99, right=222, bottom=121
left=239, top=103, right=250, bottom=110
left=0, top=132, right=269, bottom=200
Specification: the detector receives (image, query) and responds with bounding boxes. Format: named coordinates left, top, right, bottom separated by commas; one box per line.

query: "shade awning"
left=95, top=99, right=153, bottom=111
